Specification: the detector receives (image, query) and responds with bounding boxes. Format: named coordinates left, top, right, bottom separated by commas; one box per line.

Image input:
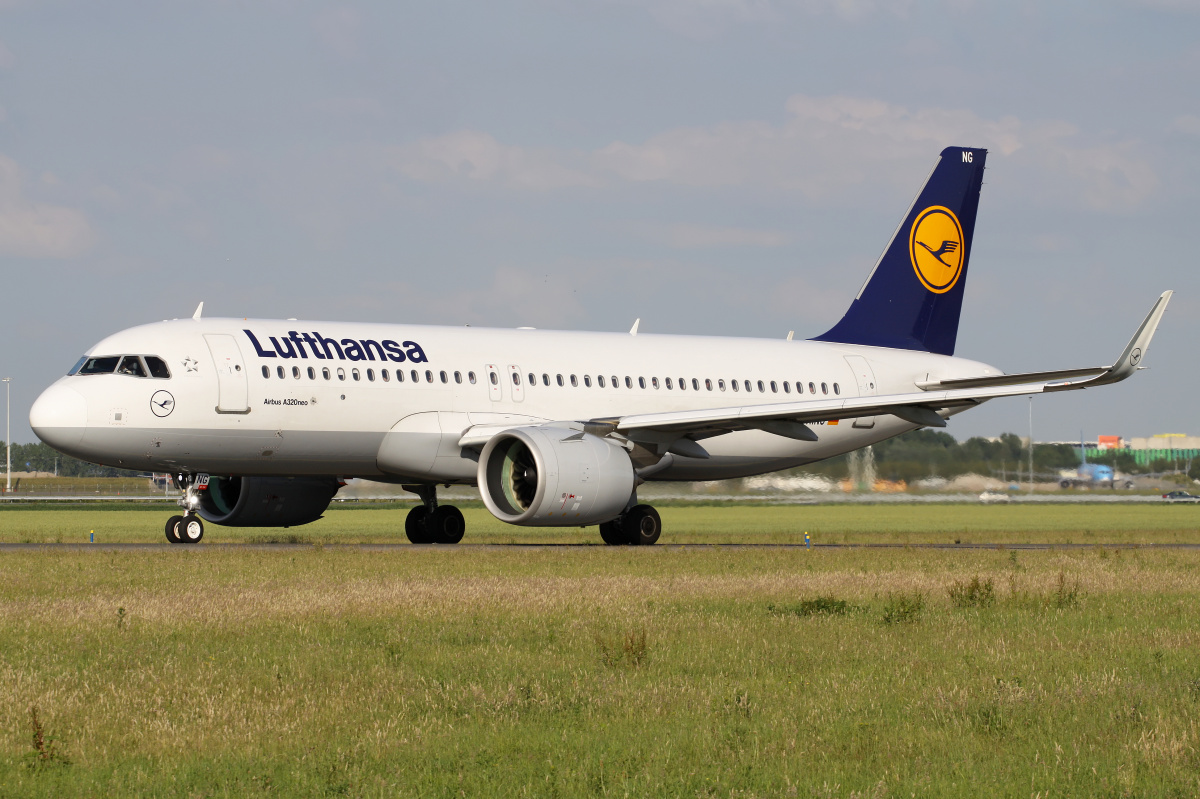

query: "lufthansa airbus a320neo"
left=30, top=148, right=1172, bottom=545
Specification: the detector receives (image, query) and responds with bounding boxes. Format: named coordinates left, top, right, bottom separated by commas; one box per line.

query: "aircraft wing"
left=611, top=291, right=1172, bottom=446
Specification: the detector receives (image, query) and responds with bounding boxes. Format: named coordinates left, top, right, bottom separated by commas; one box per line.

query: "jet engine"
left=196, top=476, right=341, bottom=527
left=478, top=426, right=635, bottom=526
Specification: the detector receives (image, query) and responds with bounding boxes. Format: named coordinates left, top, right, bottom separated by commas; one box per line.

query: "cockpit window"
left=68, top=356, right=88, bottom=376
left=79, top=356, right=120, bottom=375
left=145, top=356, right=171, bottom=379
left=117, top=356, right=147, bottom=377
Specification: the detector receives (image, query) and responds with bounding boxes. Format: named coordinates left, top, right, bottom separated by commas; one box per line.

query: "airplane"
left=28, top=147, right=1172, bottom=545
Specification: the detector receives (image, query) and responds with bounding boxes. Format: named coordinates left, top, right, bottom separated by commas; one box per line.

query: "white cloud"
left=394, top=95, right=1158, bottom=211
left=1171, top=114, right=1200, bottom=135
left=0, top=155, right=95, bottom=258
left=388, top=130, right=601, bottom=191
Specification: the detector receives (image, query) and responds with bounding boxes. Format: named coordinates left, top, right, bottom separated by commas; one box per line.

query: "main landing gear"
left=403, top=484, right=465, bottom=545
left=599, top=504, right=662, bottom=546
left=164, top=474, right=206, bottom=545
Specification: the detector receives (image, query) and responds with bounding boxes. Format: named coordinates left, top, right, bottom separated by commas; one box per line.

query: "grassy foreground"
left=2, top=502, right=1200, bottom=545
left=2, top=516, right=1200, bottom=796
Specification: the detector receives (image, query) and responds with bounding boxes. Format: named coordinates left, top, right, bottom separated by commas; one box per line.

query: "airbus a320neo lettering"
left=30, top=148, right=1172, bottom=545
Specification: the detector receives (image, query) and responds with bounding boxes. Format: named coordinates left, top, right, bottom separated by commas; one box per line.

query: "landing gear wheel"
left=165, top=515, right=184, bottom=544
left=427, top=506, right=465, bottom=544
left=405, top=506, right=432, bottom=544
left=622, top=505, right=662, bottom=546
left=599, top=520, right=625, bottom=546
left=180, top=516, right=204, bottom=544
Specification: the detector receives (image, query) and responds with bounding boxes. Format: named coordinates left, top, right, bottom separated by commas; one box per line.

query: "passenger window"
left=79, top=356, right=120, bottom=374
left=410, top=369, right=419, bottom=382
left=783, top=381, right=791, bottom=394
left=833, top=383, right=840, bottom=395
left=455, top=371, right=462, bottom=384
left=718, top=379, right=726, bottom=391
left=570, top=375, right=578, bottom=387
left=625, top=377, right=632, bottom=389
left=396, top=369, right=405, bottom=382
left=651, top=377, right=659, bottom=389
left=293, top=366, right=301, bottom=379
left=809, top=382, right=816, bottom=394
left=821, top=382, right=828, bottom=395
left=468, top=371, right=476, bottom=384
left=425, top=370, right=433, bottom=383
left=262, top=365, right=270, bottom=379
left=745, top=380, right=752, bottom=392
left=145, top=356, right=171, bottom=379
left=118, top=356, right=147, bottom=377
left=278, top=366, right=286, bottom=379
left=440, top=371, right=448, bottom=384
left=757, top=380, right=765, bottom=392
left=598, top=375, right=606, bottom=388
left=732, top=379, right=739, bottom=392
left=612, top=375, right=619, bottom=388
left=308, top=367, right=317, bottom=380
left=638, top=377, right=646, bottom=389
left=353, top=369, right=361, bottom=381
left=490, top=372, right=499, bottom=385
left=338, top=368, right=346, bottom=381
left=382, top=369, right=390, bottom=382
left=584, top=375, right=591, bottom=387
left=665, top=377, right=673, bottom=389
left=323, top=367, right=331, bottom=380
left=705, top=379, right=713, bottom=391
left=770, top=381, right=777, bottom=393
left=557, top=374, right=564, bottom=387
left=692, top=378, right=699, bottom=391
left=543, top=374, right=550, bottom=386
left=679, top=378, right=686, bottom=391
left=527, top=373, right=535, bottom=386
left=367, top=369, right=375, bottom=382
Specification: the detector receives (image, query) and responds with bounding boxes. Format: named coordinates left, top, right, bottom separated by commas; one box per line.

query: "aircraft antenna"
left=192, top=302, right=204, bottom=320
left=629, top=318, right=640, bottom=336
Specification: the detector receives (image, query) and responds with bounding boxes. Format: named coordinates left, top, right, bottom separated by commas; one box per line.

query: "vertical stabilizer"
left=813, top=146, right=987, bottom=355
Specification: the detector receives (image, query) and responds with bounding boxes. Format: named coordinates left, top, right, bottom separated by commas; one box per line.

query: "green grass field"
left=2, top=502, right=1199, bottom=545
left=2, top=505, right=1199, bottom=797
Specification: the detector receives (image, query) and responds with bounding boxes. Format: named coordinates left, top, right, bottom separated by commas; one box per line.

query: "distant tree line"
left=0, top=441, right=148, bottom=477
left=796, top=430, right=1199, bottom=483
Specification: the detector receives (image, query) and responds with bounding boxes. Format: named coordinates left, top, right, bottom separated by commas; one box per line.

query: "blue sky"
left=2, top=0, right=1198, bottom=445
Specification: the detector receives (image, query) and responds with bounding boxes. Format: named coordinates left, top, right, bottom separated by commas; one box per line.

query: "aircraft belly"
left=78, top=427, right=385, bottom=476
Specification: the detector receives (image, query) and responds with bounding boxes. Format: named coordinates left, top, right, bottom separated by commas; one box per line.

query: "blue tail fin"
left=813, top=146, right=987, bottom=356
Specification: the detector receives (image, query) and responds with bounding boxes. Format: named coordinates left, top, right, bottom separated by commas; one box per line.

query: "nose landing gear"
left=403, top=484, right=465, bottom=544
left=164, top=474, right=206, bottom=544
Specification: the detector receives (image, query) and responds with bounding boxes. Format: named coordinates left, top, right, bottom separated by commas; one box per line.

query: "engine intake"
left=197, top=476, right=341, bottom=527
left=478, top=427, right=635, bottom=526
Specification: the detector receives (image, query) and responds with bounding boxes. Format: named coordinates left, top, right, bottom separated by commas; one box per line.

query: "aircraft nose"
left=29, top=383, right=88, bottom=451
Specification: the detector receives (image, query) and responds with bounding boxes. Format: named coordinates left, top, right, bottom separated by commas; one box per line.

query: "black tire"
left=405, top=506, right=432, bottom=544
left=165, top=515, right=184, bottom=544
left=180, top=516, right=204, bottom=544
left=599, top=520, right=625, bottom=546
left=622, top=504, right=661, bottom=546
left=428, top=505, right=466, bottom=544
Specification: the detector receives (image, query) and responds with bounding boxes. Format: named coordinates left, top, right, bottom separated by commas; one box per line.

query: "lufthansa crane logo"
left=909, top=206, right=964, bottom=294
left=150, top=390, right=175, bottom=418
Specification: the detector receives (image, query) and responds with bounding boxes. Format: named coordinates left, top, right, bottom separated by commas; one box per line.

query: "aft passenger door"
left=844, top=355, right=877, bottom=429
left=204, top=334, right=250, bottom=413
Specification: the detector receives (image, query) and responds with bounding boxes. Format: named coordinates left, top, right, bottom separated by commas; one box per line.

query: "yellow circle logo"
left=909, top=206, right=964, bottom=294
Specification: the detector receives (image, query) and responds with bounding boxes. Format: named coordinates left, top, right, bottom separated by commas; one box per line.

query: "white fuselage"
left=30, top=318, right=998, bottom=483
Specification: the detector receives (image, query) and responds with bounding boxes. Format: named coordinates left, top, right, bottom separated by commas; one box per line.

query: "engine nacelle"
left=197, top=476, right=341, bottom=527
left=478, top=427, right=635, bottom=526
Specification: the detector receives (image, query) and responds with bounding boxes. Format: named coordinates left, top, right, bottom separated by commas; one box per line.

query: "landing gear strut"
left=403, top=484, right=465, bottom=545
left=164, top=474, right=206, bottom=545
left=599, top=503, right=662, bottom=546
